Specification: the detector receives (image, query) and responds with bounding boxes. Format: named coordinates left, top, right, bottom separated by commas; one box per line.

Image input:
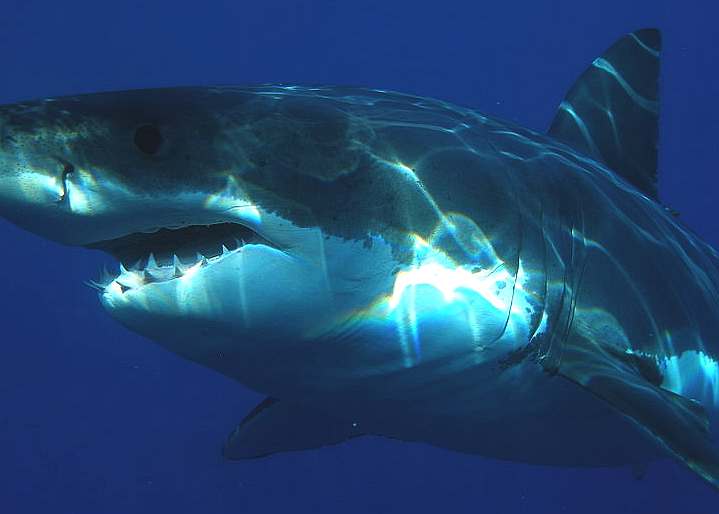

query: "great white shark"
left=2, top=28, right=719, bottom=488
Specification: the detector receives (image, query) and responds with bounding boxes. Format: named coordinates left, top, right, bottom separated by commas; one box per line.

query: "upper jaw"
left=85, top=220, right=280, bottom=293
left=85, top=221, right=273, bottom=268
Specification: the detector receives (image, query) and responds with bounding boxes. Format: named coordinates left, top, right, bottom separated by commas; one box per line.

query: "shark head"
left=0, top=87, right=412, bottom=389
left=0, top=86, right=538, bottom=397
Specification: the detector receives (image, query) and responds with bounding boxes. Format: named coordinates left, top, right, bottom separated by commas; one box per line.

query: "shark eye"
left=134, top=124, right=163, bottom=155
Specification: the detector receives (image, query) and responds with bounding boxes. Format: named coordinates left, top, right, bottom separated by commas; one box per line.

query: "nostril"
left=56, top=158, right=75, bottom=203
left=61, top=160, right=75, bottom=176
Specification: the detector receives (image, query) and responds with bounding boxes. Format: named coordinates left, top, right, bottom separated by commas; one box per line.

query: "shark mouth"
left=85, top=222, right=272, bottom=292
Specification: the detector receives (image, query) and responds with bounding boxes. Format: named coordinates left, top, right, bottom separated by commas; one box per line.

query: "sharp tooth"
left=119, top=263, right=129, bottom=274
left=147, top=253, right=158, bottom=269
left=221, top=244, right=230, bottom=255
left=173, top=254, right=185, bottom=277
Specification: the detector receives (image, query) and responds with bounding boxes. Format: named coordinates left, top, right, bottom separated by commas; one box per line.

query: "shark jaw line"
left=85, top=221, right=276, bottom=293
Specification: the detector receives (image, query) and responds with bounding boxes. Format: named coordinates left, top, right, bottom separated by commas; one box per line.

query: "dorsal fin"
left=548, top=29, right=661, bottom=199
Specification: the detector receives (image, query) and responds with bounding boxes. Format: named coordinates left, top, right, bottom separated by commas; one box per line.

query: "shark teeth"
left=91, top=243, right=246, bottom=294
left=147, top=253, right=159, bottom=269
left=173, top=254, right=185, bottom=278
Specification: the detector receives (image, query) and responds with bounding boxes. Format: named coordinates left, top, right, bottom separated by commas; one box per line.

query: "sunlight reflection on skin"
left=343, top=217, right=537, bottom=368
left=204, top=175, right=261, bottom=224
left=663, top=349, right=719, bottom=406
left=575, top=309, right=719, bottom=409
left=17, top=169, right=62, bottom=202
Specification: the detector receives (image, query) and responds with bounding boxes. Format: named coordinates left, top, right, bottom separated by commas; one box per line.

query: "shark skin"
left=2, top=28, right=719, bottom=488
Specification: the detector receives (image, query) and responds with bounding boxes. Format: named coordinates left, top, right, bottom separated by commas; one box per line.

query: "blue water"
left=1, top=1, right=717, bottom=512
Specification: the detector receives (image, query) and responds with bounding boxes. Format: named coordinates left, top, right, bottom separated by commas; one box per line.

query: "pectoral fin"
left=556, top=336, right=719, bottom=489
left=223, top=397, right=363, bottom=459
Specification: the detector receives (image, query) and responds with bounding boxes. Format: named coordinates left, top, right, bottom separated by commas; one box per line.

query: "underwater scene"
left=1, top=1, right=718, bottom=512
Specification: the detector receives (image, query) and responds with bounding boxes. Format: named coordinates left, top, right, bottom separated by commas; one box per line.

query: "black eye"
left=134, top=124, right=163, bottom=155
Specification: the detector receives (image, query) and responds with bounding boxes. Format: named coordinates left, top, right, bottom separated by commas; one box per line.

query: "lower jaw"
left=98, top=242, right=330, bottom=343
left=89, top=241, right=251, bottom=293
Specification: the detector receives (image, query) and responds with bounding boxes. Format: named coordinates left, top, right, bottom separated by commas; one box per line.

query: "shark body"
left=3, top=29, right=719, bottom=487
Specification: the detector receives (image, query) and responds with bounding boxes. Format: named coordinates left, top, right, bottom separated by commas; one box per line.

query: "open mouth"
left=85, top=222, right=272, bottom=292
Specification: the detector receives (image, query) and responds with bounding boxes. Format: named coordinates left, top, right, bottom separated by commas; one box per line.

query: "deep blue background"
left=1, top=1, right=718, bottom=512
